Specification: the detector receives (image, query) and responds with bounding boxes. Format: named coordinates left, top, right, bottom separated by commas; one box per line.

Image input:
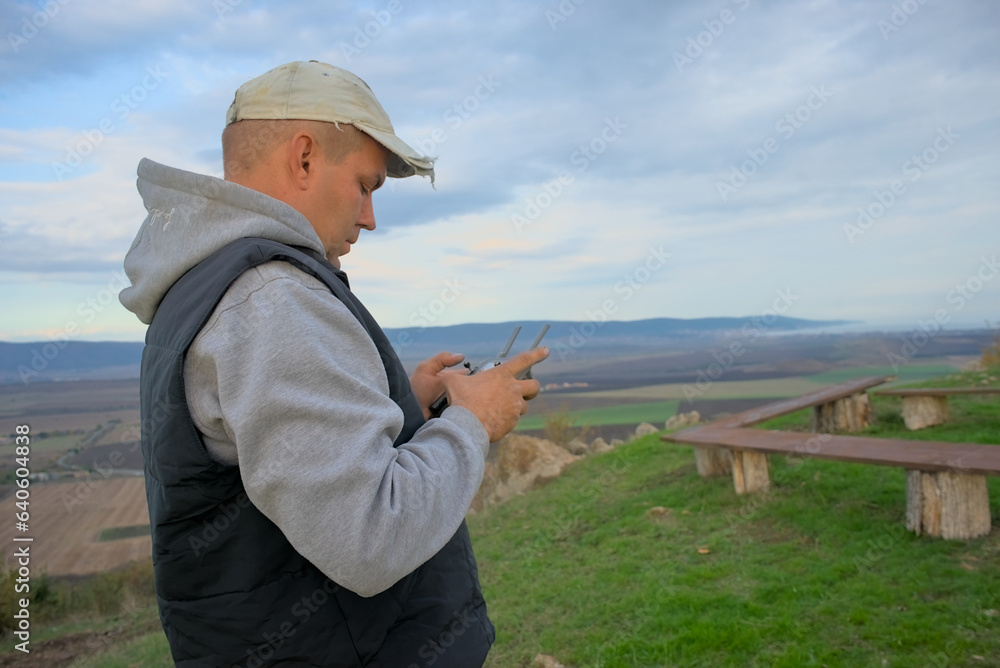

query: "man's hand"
left=439, top=347, right=549, bottom=442
left=410, top=352, right=468, bottom=420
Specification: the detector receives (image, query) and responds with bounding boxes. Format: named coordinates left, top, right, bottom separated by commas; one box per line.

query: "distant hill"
left=0, top=341, right=144, bottom=384
left=0, top=316, right=850, bottom=384
left=385, top=316, right=853, bottom=362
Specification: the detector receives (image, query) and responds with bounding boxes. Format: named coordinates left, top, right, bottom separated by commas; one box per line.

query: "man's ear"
left=288, top=131, right=317, bottom=191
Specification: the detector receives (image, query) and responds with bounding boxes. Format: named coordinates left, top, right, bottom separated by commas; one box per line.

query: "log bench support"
left=905, top=470, right=991, bottom=539
left=900, top=395, right=949, bottom=430
left=874, top=387, right=1000, bottom=431
left=812, top=392, right=872, bottom=433
left=694, top=446, right=732, bottom=478
left=731, top=449, right=770, bottom=495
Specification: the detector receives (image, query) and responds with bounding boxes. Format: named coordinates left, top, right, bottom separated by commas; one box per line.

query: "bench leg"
left=906, top=470, right=991, bottom=539
left=731, top=450, right=769, bottom=495
left=813, top=392, right=872, bottom=433
left=694, top=446, right=732, bottom=477
left=900, top=395, right=949, bottom=430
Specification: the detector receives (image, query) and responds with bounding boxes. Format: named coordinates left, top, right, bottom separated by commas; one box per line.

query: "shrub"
left=542, top=404, right=591, bottom=445
left=982, top=322, right=1000, bottom=369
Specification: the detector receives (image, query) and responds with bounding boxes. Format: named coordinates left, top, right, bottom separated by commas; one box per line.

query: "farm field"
left=0, top=379, right=139, bottom=439
left=534, top=361, right=963, bottom=415
left=0, top=477, right=150, bottom=576
left=93, top=421, right=142, bottom=448
left=516, top=399, right=681, bottom=432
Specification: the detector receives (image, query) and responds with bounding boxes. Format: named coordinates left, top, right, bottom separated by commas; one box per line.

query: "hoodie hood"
left=119, top=158, right=326, bottom=324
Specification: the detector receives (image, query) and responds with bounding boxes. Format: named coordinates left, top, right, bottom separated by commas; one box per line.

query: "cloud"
left=1, top=0, right=999, bottom=340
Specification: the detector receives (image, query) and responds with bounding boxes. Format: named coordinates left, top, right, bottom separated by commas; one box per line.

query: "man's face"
left=308, top=132, right=388, bottom=266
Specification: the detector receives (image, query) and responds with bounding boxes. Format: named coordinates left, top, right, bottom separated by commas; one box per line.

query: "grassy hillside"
left=5, top=370, right=998, bottom=666
left=470, top=434, right=1000, bottom=667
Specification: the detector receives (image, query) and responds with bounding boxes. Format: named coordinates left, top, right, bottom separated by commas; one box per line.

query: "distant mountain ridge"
left=1, top=316, right=851, bottom=384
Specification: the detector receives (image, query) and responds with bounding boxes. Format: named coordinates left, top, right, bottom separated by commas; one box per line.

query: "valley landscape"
left=0, top=319, right=997, bottom=666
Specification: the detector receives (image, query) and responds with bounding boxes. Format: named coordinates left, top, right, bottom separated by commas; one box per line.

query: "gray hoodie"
left=120, top=158, right=489, bottom=597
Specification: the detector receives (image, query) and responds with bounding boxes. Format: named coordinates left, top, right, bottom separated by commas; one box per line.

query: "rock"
left=532, top=654, right=568, bottom=668
left=590, top=437, right=611, bottom=454
left=565, top=438, right=590, bottom=456
left=645, top=506, right=671, bottom=519
left=471, top=435, right=579, bottom=512
left=665, top=410, right=701, bottom=431
left=610, top=438, right=624, bottom=448
left=634, top=422, right=659, bottom=438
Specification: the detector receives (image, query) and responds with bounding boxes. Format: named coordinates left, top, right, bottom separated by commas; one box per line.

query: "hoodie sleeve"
left=183, top=261, right=489, bottom=598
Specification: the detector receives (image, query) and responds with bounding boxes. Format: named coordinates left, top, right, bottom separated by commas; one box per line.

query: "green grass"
left=804, top=363, right=960, bottom=386
left=99, top=524, right=151, bottom=542
left=516, top=400, right=680, bottom=432
left=69, top=623, right=173, bottom=668
left=469, top=435, right=1000, bottom=667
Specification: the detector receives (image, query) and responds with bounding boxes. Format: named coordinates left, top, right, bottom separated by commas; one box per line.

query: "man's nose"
left=360, top=197, right=376, bottom=231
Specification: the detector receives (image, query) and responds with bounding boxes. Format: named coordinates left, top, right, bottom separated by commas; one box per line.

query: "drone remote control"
left=428, top=324, right=550, bottom=418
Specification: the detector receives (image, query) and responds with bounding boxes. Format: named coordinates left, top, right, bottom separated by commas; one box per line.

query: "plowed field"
left=0, top=477, right=150, bottom=576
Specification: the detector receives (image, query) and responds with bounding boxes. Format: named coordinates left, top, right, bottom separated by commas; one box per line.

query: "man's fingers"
left=520, top=378, right=541, bottom=401
left=500, top=346, right=550, bottom=377
left=417, top=351, right=465, bottom=374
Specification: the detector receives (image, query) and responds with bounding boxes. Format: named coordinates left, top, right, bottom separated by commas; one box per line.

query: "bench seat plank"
left=712, top=376, right=891, bottom=428
left=667, top=426, right=1000, bottom=477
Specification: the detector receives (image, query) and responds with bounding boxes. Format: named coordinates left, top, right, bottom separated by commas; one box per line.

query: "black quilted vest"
left=140, top=238, right=494, bottom=667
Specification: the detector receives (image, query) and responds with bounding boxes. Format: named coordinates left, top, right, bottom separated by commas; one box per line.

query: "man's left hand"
left=410, top=352, right=466, bottom=420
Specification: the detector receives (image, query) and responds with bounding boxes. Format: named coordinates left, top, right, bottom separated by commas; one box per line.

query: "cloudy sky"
left=1, top=0, right=998, bottom=342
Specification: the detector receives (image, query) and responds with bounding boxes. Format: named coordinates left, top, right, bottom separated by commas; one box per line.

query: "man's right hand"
left=439, top=347, right=549, bottom=442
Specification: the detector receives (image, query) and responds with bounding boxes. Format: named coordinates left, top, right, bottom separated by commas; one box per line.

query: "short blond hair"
left=221, top=119, right=366, bottom=180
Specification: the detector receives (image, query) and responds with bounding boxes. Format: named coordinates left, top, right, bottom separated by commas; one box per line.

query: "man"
left=119, top=60, right=547, bottom=667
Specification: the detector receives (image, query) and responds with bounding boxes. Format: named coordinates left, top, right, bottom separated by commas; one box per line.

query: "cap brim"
left=354, top=122, right=436, bottom=183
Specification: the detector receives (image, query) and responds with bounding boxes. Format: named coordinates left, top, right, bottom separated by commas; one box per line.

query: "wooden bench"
left=872, top=387, right=1000, bottom=430
left=664, top=377, right=1000, bottom=540
left=666, top=425, right=999, bottom=539
left=688, top=376, right=890, bottom=478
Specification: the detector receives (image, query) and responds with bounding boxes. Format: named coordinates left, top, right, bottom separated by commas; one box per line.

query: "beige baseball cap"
left=226, top=60, right=435, bottom=182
